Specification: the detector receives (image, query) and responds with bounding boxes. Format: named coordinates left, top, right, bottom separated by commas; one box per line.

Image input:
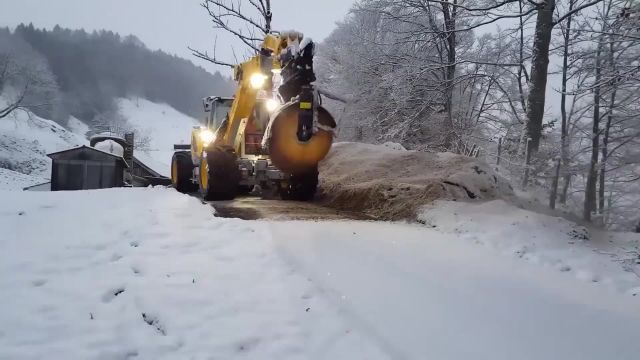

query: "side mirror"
left=203, top=98, right=211, bottom=113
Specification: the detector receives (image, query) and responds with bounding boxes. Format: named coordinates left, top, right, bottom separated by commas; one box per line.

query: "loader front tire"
left=171, top=151, right=198, bottom=193
left=279, top=168, right=318, bottom=201
left=200, top=147, right=241, bottom=201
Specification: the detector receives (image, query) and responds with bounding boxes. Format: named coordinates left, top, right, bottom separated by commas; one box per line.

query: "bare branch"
left=554, top=0, right=605, bottom=26
left=189, top=47, right=235, bottom=68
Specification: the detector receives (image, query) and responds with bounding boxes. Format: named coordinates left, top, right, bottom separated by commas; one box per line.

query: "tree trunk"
left=549, top=158, right=561, bottom=209
left=599, top=41, right=617, bottom=214
left=525, top=0, right=556, bottom=152
left=604, top=189, right=613, bottom=227
left=517, top=0, right=528, bottom=113
left=522, top=138, right=532, bottom=189
left=0, top=55, right=8, bottom=91
left=441, top=1, right=457, bottom=148
left=597, top=165, right=605, bottom=214
left=559, top=0, right=574, bottom=205
left=560, top=173, right=571, bottom=204
left=584, top=40, right=604, bottom=222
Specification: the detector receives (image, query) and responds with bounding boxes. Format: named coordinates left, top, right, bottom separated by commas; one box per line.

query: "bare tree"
left=354, top=0, right=604, bottom=153
left=93, top=109, right=152, bottom=151
left=583, top=36, right=604, bottom=222
left=570, top=0, right=640, bottom=224
left=555, top=0, right=576, bottom=205
left=0, top=52, right=58, bottom=120
left=189, top=0, right=272, bottom=68
left=525, top=0, right=605, bottom=153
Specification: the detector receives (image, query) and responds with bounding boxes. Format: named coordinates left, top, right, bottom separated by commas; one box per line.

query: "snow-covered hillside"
left=0, top=97, right=198, bottom=190
left=118, top=98, right=199, bottom=176
left=67, top=116, right=90, bottom=138
left=0, top=99, right=86, bottom=188
left=1, top=187, right=639, bottom=359
left=0, top=168, right=44, bottom=190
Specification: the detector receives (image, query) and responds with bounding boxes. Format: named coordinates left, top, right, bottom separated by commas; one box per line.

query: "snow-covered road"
left=272, top=221, right=640, bottom=359
left=1, top=188, right=639, bottom=359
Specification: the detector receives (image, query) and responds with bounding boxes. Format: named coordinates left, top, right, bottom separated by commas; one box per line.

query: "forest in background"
left=0, top=24, right=234, bottom=127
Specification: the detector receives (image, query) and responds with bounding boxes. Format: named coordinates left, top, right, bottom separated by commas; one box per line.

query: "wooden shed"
left=47, top=146, right=129, bottom=191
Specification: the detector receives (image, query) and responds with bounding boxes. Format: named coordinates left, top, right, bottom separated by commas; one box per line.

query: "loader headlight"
left=199, top=129, right=216, bottom=146
left=265, top=98, right=279, bottom=112
left=250, top=73, right=268, bottom=89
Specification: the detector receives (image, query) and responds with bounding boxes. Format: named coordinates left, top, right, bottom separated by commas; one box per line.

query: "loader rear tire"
left=171, top=152, right=197, bottom=193
left=279, top=168, right=318, bottom=201
left=200, top=147, right=241, bottom=201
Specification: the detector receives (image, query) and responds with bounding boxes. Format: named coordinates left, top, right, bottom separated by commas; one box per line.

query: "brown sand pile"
left=317, top=142, right=513, bottom=220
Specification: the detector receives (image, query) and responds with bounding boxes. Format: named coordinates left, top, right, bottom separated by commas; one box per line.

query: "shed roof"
left=47, top=146, right=129, bottom=168
left=132, top=156, right=164, bottom=178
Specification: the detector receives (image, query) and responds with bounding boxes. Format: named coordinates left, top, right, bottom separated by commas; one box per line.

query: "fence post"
left=549, top=157, right=561, bottom=209
left=521, top=138, right=532, bottom=189
left=469, top=144, right=477, bottom=157
left=355, top=126, right=363, bottom=141
left=496, top=137, right=502, bottom=166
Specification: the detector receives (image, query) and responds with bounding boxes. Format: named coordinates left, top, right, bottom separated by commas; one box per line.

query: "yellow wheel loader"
left=171, top=31, right=336, bottom=201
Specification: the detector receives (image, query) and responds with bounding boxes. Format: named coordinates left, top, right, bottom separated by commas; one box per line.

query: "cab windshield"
left=208, top=98, right=234, bottom=130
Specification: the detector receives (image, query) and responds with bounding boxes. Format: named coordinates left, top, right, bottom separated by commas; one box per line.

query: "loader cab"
left=203, top=96, right=234, bottom=130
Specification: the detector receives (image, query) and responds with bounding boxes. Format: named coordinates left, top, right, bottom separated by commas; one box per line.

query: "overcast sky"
left=1, top=0, right=354, bottom=74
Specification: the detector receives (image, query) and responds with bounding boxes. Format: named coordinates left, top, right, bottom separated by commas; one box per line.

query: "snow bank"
left=0, top=188, right=387, bottom=359
left=419, top=200, right=640, bottom=296
left=118, top=98, right=199, bottom=176
left=318, top=142, right=513, bottom=220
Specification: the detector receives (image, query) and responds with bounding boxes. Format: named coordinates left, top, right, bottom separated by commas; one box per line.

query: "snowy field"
left=1, top=188, right=639, bottom=359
